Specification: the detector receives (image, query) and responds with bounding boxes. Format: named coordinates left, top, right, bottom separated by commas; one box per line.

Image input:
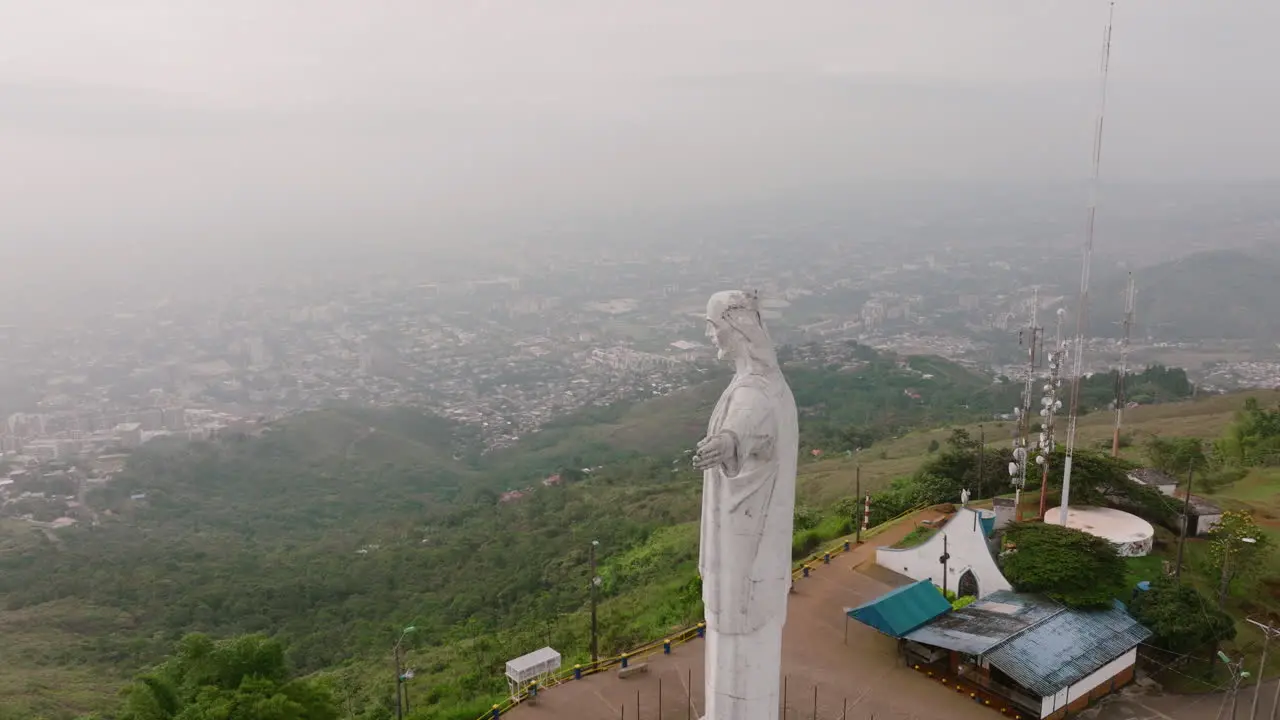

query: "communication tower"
left=1009, top=290, right=1043, bottom=521
left=1036, top=308, right=1067, bottom=519
left=1111, top=272, right=1136, bottom=457
left=1061, top=2, right=1116, bottom=525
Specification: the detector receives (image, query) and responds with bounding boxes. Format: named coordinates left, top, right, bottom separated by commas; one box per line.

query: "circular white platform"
left=1044, top=505, right=1154, bottom=557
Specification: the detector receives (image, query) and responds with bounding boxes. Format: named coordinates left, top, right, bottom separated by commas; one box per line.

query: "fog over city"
left=7, top=5, right=1280, bottom=719
left=4, top=0, right=1279, bottom=282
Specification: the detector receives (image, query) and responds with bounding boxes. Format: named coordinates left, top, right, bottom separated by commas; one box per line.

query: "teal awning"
left=847, top=579, right=952, bottom=638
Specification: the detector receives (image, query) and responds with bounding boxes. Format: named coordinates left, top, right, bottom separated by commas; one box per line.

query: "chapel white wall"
left=875, top=509, right=1011, bottom=598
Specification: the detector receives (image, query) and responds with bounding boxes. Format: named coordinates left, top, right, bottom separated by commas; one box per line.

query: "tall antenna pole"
left=1010, top=290, right=1042, bottom=522
left=1111, top=272, right=1136, bottom=457
left=1037, top=309, right=1067, bottom=519
left=1060, top=1, right=1116, bottom=526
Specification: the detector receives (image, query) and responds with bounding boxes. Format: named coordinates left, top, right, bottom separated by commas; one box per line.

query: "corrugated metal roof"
left=984, top=600, right=1152, bottom=697
left=847, top=579, right=952, bottom=638
left=903, top=590, right=1063, bottom=655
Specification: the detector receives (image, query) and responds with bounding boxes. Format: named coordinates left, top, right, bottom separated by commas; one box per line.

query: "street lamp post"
left=393, top=626, right=417, bottom=720
left=1218, top=651, right=1252, bottom=720
left=590, top=540, right=601, bottom=664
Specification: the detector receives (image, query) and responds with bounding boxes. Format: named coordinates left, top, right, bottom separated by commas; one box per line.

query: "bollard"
left=621, top=653, right=629, bottom=669
left=574, top=664, right=582, bottom=680
left=802, top=565, right=810, bottom=578
left=491, top=704, right=500, bottom=719
left=844, top=540, right=850, bottom=551
left=663, top=639, right=671, bottom=655
left=823, top=552, right=830, bottom=564
left=697, top=623, right=705, bottom=638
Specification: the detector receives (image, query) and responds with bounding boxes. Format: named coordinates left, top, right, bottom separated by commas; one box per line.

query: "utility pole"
left=590, top=540, right=601, bottom=664
left=1175, top=466, right=1195, bottom=582
left=854, top=466, right=862, bottom=544
left=939, top=534, right=951, bottom=596
left=1218, top=651, right=1252, bottom=720
left=1246, top=619, right=1280, bottom=720
left=393, top=645, right=403, bottom=720
left=1112, top=272, right=1136, bottom=457
left=977, top=425, right=985, bottom=500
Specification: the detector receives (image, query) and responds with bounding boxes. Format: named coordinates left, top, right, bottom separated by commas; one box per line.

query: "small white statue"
left=693, top=290, right=798, bottom=720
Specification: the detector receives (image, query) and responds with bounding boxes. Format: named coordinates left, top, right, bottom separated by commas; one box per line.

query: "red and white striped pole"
left=862, top=494, right=871, bottom=532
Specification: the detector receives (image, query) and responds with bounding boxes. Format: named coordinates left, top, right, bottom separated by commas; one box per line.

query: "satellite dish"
left=1036, top=455, right=1046, bottom=465
left=1013, top=447, right=1027, bottom=462
left=1008, top=462, right=1019, bottom=476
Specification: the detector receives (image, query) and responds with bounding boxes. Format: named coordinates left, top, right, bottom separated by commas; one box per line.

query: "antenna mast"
left=1037, top=308, right=1067, bottom=519
left=1111, top=272, right=1136, bottom=457
left=1010, top=290, right=1042, bottom=522
left=1060, top=2, right=1116, bottom=525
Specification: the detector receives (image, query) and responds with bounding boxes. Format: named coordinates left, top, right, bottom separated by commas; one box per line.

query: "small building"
left=876, top=507, right=1010, bottom=599
left=898, top=591, right=1151, bottom=719
left=504, top=646, right=561, bottom=700
left=1127, top=468, right=1178, bottom=496
left=1179, top=496, right=1224, bottom=537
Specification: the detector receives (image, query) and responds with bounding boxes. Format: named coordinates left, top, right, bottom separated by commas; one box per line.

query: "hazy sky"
left=2, top=0, right=1278, bottom=270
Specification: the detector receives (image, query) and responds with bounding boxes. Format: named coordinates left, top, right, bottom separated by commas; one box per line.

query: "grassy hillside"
left=0, top=363, right=1260, bottom=719
left=1093, top=249, right=1280, bottom=341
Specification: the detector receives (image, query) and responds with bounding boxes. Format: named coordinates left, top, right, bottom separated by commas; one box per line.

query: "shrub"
left=1130, top=577, right=1235, bottom=654
left=1000, top=522, right=1127, bottom=608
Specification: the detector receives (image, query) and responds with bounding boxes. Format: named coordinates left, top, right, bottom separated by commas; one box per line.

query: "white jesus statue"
left=693, top=290, right=798, bottom=720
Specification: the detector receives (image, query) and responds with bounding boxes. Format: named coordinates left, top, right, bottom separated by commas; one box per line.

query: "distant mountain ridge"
left=1092, top=247, right=1280, bottom=341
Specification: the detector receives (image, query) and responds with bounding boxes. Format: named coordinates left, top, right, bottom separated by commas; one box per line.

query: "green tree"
left=119, top=634, right=339, bottom=720
left=1145, top=436, right=1209, bottom=476
left=1129, top=577, right=1235, bottom=655
left=1207, top=510, right=1273, bottom=606
left=1217, top=397, right=1280, bottom=467
left=999, top=523, right=1127, bottom=608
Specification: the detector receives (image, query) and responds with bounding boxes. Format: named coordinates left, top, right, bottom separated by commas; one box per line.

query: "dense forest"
left=0, top=347, right=1201, bottom=719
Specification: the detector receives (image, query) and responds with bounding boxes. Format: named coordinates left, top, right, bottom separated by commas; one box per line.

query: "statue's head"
left=706, top=290, right=777, bottom=368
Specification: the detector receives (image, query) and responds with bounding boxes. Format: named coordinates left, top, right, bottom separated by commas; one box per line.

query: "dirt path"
left=507, top=509, right=993, bottom=720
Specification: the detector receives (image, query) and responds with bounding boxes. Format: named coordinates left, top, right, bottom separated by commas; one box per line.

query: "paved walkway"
left=1087, top=680, right=1278, bottom=720
left=508, top=510, right=1003, bottom=720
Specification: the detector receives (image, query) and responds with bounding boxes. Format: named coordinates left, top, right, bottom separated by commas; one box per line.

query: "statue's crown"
left=708, top=289, right=761, bottom=323
left=723, top=290, right=759, bottom=313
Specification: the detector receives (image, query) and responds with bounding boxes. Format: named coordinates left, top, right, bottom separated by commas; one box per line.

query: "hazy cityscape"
left=4, top=2, right=1280, bottom=719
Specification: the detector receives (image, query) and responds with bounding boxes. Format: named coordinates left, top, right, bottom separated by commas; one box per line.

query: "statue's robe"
left=698, top=369, right=798, bottom=720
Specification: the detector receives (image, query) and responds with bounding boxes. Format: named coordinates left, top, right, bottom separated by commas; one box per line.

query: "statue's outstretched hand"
left=694, top=431, right=738, bottom=473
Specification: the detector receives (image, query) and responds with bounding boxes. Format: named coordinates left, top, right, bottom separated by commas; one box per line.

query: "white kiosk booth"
left=504, top=646, right=562, bottom=700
